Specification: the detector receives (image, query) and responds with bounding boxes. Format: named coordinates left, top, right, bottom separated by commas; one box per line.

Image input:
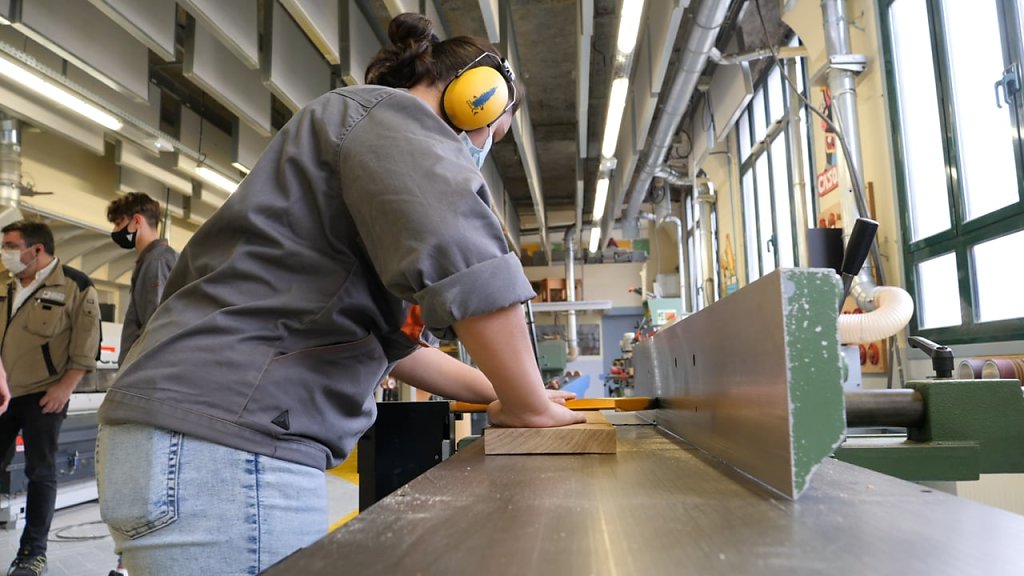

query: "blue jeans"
left=96, top=424, right=327, bottom=576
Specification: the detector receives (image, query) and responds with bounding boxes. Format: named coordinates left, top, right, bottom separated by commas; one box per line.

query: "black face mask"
left=111, top=224, right=137, bottom=250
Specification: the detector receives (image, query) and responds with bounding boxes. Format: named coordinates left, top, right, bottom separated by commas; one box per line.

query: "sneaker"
left=108, top=571, right=128, bottom=576
left=7, top=553, right=46, bottom=576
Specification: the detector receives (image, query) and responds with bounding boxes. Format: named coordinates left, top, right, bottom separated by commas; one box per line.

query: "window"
left=681, top=186, right=718, bottom=312
left=883, top=0, right=1024, bottom=343
left=738, top=50, right=815, bottom=283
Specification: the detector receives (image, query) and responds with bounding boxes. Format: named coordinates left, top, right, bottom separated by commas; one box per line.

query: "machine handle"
left=838, top=217, right=878, bottom=311
left=908, top=335, right=954, bottom=379
left=840, top=218, right=878, bottom=277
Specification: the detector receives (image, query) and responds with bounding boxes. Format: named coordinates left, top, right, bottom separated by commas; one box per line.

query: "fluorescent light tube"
left=231, top=161, right=251, bottom=175
left=196, top=164, right=239, bottom=194
left=601, top=78, right=629, bottom=158
left=617, top=0, right=646, bottom=55
left=592, top=178, right=609, bottom=221
left=588, top=225, right=601, bottom=253
left=0, top=54, right=123, bottom=131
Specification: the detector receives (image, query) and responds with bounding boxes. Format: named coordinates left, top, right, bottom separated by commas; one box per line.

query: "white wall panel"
left=179, top=0, right=259, bottom=70
left=11, top=0, right=149, bottom=101
left=479, top=0, right=500, bottom=42
left=87, top=0, right=176, bottom=62
left=67, top=71, right=162, bottom=132
left=425, top=0, right=446, bottom=40
left=708, top=61, right=752, bottom=143
left=645, top=0, right=684, bottom=92
left=340, top=0, right=382, bottom=85
left=263, top=1, right=331, bottom=111
left=280, top=0, right=341, bottom=65
left=184, top=19, right=272, bottom=137
left=232, top=118, right=273, bottom=173
left=178, top=106, right=234, bottom=175
left=115, top=141, right=192, bottom=197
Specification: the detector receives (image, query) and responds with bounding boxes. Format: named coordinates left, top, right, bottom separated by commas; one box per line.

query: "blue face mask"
left=458, top=130, right=493, bottom=170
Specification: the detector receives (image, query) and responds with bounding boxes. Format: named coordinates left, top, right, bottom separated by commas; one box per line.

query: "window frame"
left=881, top=0, right=1024, bottom=344
left=738, top=52, right=816, bottom=284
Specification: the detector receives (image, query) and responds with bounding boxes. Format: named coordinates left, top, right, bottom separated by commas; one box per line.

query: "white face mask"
left=1, top=248, right=28, bottom=276
left=459, top=129, right=494, bottom=170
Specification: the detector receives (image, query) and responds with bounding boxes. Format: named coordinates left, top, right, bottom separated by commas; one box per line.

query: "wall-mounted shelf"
left=530, top=300, right=614, bottom=312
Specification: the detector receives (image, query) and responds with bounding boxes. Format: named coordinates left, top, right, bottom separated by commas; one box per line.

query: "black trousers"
left=0, top=392, right=68, bottom=556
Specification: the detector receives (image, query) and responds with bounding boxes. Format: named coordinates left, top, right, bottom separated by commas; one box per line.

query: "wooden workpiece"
left=484, top=411, right=616, bottom=455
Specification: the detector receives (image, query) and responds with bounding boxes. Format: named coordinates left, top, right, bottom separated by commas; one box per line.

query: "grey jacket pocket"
left=241, top=335, right=387, bottom=457
left=97, top=424, right=181, bottom=539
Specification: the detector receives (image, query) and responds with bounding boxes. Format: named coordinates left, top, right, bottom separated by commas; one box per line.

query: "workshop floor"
left=0, top=461, right=360, bottom=575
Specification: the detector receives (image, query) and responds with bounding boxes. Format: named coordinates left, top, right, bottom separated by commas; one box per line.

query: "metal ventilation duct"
left=615, top=0, right=730, bottom=241
left=0, top=116, right=24, bottom=227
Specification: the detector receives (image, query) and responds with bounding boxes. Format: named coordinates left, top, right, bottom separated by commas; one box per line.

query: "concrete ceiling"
left=3, top=0, right=799, bottom=275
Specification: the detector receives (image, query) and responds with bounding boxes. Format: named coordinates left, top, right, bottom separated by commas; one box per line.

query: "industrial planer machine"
left=266, top=267, right=1024, bottom=575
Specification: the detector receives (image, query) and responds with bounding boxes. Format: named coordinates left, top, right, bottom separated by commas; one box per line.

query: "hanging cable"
left=752, top=0, right=885, bottom=286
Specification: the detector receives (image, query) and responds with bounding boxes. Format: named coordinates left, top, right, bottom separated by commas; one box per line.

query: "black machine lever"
left=838, top=217, right=879, bottom=312
left=908, top=336, right=954, bottom=379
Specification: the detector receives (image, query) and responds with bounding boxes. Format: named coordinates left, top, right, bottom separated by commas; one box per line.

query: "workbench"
left=265, top=419, right=1024, bottom=575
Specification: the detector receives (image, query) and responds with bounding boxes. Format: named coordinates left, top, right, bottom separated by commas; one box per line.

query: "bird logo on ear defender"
left=469, top=86, right=498, bottom=116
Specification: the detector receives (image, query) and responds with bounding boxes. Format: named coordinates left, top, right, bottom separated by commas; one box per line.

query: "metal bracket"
left=828, top=54, right=868, bottom=74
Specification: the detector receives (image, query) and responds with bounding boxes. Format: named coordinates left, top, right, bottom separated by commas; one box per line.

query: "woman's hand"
left=545, top=389, right=576, bottom=405
left=486, top=398, right=586, bottom=428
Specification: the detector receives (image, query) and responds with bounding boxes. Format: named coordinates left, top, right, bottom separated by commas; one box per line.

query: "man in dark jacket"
left=106, top=192, right=178, bottom=365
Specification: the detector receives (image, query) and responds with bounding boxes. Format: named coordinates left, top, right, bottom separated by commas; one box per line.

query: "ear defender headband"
left=442, top=52, right=518, bottom=132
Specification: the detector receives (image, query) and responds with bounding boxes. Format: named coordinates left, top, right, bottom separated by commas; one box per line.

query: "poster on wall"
left=816, top=86, right=844, bottom=231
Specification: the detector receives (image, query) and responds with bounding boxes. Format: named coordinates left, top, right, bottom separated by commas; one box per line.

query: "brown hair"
left=2, top=220, right=54, bottom=256
left=365, top=13, right=522, bottom=115
left=107, top=192, right=161, bottom=229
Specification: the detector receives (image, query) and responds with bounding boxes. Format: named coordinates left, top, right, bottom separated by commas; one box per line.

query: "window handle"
left=994, top=65, right=1020, bottom=108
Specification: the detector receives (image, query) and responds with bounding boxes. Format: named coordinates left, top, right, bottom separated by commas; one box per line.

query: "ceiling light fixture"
left=195, top=163, right=239, bottom=194
left=590, top=0, right=646, bottom=253
left=231, top=161, right=251, bottom=175
left=600, top=78, right=630, bottom=158
left=588, top=224, right=601, bottom=254
left=0, top=54, right=123, bottom=131
left=616, top=0, right=646, bottom=55
left=592, top=178, right=609, bottom=221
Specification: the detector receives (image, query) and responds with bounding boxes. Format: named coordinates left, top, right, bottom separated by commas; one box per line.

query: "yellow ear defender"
left=442, top=52, right=517, bottom=132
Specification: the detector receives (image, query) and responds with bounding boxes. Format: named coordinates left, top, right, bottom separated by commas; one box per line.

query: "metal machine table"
left=266, top=422, right=1024, bottom=575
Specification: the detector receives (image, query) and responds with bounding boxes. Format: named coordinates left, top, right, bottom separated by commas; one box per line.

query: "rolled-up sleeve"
left=339, top=91, right=535, bottom=339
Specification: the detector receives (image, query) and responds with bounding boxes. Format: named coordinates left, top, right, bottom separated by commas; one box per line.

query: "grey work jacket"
left=0, top=263, right=101, bottom=397
left=118, top=239, right=178, bottom=364
left=98, top=85, right=535, bottom=470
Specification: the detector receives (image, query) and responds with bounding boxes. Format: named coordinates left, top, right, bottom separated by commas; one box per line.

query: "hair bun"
left=388, top=13, right=435, bottom=53
left=365, top=13, right=438, bottom=87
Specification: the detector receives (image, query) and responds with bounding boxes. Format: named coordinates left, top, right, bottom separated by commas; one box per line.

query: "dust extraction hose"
left=838, top=285, right=914, bottom=344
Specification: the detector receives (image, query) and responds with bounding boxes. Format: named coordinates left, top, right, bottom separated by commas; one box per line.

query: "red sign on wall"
left=817, top=165, right=839, bottom=197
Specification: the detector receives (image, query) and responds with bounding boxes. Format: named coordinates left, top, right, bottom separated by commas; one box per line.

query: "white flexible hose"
left=838, top=285, right=915, bottom=344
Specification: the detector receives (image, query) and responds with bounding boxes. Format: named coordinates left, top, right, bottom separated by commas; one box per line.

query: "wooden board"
left=484, top=412, right=617, bottom=455
left=450, top=397, right=655, bottom=413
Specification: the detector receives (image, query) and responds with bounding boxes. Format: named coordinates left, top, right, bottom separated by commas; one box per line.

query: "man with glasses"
left=0, top=220, right=101, bottom=576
